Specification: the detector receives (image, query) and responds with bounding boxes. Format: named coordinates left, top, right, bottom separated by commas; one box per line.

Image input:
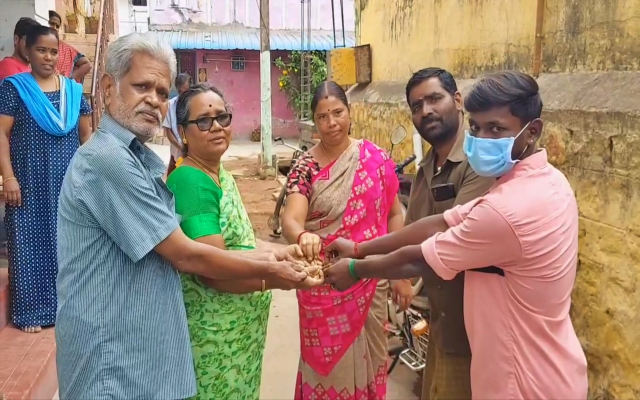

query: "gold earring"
left=182, top=136, right=187, bottom=144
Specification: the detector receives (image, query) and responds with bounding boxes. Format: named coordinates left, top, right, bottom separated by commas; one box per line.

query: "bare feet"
left=20, top=326, right=42, bottom=333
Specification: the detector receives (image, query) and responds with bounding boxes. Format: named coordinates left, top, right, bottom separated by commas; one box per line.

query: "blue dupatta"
left=6, top=72, right=83, bottom=137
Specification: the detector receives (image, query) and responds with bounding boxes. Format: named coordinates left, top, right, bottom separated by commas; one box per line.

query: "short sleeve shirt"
left=56, top=114, right=196, bottom=400
left=420, top=150, right=588, bottom=399
left=162, top=96, right=183, bottom=159
left=404, top=129, right=494, bottom=355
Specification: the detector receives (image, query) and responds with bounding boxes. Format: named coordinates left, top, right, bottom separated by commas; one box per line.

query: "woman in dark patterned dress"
left=0, top=25, right=92, bottom=333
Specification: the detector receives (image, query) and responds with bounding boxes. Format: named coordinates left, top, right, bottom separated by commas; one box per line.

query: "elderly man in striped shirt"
left=56, top=32, right=312, bottom=400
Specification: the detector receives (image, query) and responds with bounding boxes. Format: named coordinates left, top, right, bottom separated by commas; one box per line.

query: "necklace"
left=187, top=156, right=220, bottom=186
left=320, top=139, right=353, bottom=163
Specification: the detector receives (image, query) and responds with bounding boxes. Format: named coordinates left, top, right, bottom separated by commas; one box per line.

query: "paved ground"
left=54, top=142, right=419, bottom=400
left=261, top=289, right=419, bottom=399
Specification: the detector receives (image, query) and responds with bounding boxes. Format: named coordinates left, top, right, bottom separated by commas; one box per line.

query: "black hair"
left=405, top=67, right=458, bottom=104
left=14, top=17, right=40, bottom=39
left=49, top=10, right=62, bottom=21
left=25, top=25, right=58, bottom=48
left=310, top=80, right=349, bottom=115
left=464, top=70, right=543, bottom=125
left=175, top=73, right=190, bottom=89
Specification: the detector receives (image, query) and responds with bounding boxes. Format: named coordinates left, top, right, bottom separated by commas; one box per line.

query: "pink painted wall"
left=196, top=49, right=298, bottom=140
left=150, top=0, right=355, bottom=31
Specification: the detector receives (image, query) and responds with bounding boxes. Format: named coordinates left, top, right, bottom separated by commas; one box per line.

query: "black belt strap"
left=470, top=266, right=505, bottom=276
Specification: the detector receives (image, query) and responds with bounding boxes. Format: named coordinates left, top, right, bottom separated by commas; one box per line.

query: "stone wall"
left=347, top=72, right=640, bottom=399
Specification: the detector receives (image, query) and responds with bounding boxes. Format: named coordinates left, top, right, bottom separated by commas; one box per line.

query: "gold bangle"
left=261, top=280, right=266, bottom=292
left=3, top=177, right=16, bottom=182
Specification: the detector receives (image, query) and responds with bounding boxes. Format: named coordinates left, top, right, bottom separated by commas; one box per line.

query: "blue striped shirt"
left=56, top=114, right=196, bottom=400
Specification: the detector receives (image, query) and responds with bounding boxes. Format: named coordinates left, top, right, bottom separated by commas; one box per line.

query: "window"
left=132, top=0, right=147, bottom=6
left=231, top=56, right=245, bottom=71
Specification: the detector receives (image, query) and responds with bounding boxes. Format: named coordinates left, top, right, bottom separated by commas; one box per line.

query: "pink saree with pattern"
left=294, top=139, right=399, bottom=400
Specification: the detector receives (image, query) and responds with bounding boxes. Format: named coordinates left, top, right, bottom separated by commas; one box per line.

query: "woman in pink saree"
left=282, top=81, right=412, bottom=400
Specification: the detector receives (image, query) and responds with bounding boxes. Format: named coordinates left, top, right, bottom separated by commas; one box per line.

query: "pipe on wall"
left=532, top=0, right=546, bottom=77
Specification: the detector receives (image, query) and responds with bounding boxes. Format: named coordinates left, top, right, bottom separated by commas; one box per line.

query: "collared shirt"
left=56, top=114, right=196, bottom=400
left=404, top=127, right=494, bottom=355
left=162, top=96, right=183, bottom=159
left=421, top=149, right=588, bottom=399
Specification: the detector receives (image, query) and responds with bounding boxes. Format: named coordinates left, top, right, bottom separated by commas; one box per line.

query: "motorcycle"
left=385, top=126, right=430, bottom=375
left=267, top=137, right=305, bottom=237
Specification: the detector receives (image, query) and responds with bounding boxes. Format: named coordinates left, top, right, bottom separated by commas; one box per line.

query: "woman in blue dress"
left=0, top=25, right=92, bottom=333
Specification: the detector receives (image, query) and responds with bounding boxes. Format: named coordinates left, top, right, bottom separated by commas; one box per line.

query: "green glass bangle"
left=348, top=259, right=359, bottom=280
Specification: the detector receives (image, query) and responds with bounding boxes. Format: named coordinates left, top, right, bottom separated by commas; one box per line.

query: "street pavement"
left=261, top=289, right=419, bottom=399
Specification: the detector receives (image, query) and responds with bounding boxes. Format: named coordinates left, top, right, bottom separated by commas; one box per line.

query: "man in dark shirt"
left=403, top=68, right=494, bottom=400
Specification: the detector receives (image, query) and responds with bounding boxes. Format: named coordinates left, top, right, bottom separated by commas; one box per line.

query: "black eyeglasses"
left=186, top=113, right=233, bottom=131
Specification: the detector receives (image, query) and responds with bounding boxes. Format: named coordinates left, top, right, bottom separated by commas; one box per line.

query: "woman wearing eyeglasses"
left=166, top=83, right=312, bottom=400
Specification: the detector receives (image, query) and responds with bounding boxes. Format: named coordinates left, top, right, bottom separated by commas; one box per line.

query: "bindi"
left=209, top=104, right=212, bottom=107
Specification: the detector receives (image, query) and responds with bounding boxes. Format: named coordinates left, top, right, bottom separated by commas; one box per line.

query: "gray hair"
left=105, top=32, right=177, bottom=84
left=176, top=83, right=229, bottom=127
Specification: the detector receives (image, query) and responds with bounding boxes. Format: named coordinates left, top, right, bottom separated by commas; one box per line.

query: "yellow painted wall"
left=355, top=0, right=537, bottom=80
left=350, top=1, right=640, bottom=398
left=355, top=0, right=640, bottom=80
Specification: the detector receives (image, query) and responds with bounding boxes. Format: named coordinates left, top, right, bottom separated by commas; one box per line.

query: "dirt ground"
left=224, top=157, right=289, bottom=244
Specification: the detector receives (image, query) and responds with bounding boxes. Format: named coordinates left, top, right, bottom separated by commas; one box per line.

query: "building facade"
left=148, top=0, right=355, bottom=139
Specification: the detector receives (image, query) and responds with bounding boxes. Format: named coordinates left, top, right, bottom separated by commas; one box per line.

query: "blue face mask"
left=463, top=122, right=531, bottom=178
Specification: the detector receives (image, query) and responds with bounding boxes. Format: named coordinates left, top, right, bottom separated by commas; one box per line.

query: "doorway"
left=176, top=51, right=197, bottom=82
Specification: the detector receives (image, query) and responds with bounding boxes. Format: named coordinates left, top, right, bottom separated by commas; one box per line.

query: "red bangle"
left=297, top=230, right=309, bottom=245
left=354, top=242, right=360, bottom=259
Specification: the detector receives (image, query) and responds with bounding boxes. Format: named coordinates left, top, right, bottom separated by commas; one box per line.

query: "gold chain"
left=187, top=156, right=220, bottom=186
left=320, top=139, right=353, bottom=163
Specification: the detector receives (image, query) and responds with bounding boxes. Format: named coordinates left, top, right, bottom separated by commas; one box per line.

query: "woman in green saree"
left=166, top=83, right=298, bottom=400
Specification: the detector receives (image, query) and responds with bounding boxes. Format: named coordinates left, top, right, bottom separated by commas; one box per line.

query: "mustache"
left=135, top=107, right=161, bottom=122
left=420, top=116, right=441, bottom=127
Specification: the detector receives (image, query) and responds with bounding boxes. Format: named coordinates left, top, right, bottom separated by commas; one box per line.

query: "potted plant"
left=66, top=12, right=77, bottom=33
left=85, top=16, right=99, bottom=34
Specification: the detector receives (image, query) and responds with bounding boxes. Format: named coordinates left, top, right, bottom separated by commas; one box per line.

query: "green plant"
left=275, top=51, right=327, bottom=119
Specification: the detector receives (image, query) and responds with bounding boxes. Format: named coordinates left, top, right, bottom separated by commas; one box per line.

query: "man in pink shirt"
left=325, top=70, right=588, bottom=399
left=0, top=18, right=40, bottom=81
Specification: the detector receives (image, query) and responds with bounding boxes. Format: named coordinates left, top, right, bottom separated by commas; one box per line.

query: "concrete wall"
left=0, top=0, right=56, bottom=58
left=150, top=0, right=355, bottom=30
left=118, top=0, right=149, bottom=35
left=195, top=49, right=297, bottom=140
left=355, top=0, right=640, bottom=81
left=351, top=1, right=640, bottom=398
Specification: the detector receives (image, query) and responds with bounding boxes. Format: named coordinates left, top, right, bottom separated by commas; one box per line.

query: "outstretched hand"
left=323, top=258, right=359, bottom=291
left=270, top=244, right=305, bottom=262
left=266, top=258, right=308, bottom=290
left=324, top=237, right=358, bottom=260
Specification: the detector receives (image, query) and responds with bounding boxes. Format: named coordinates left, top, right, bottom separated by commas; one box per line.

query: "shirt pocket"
left=433, top=198, right=455, bottom=215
